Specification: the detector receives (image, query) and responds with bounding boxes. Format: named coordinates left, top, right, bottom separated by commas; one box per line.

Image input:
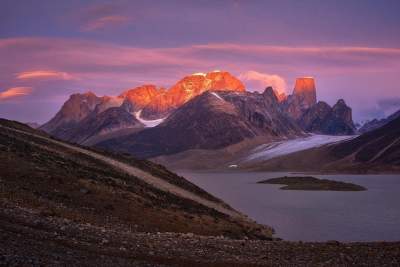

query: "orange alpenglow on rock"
left=294, top=77, right=316, bottom=93
left=120, top=85, right=166, bottom=110
left=293, top=77, right=317, bottom=107
left=123, top=71, right=246, bottom=119
left=167, top=70, right=245, bottom=108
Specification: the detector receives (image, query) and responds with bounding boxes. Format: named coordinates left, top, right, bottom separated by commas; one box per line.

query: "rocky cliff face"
left=120, top=85, right=166, bottom=113
left=281, top=77, right=355, bottom=135
left=283, top=77, right=317, bottom=120
left=298, top=100, right=356, bottom=135
left=332, top=99, right=355, bottom=127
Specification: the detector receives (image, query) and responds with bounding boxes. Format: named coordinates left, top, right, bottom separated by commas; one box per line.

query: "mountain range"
left=40, top=71, right=357, bottom=164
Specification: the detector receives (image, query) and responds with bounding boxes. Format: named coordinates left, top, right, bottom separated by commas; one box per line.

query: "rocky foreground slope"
left=1, top=119, right=400, bottom=266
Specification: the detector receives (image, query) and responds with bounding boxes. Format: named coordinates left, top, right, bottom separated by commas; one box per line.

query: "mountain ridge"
left=40, top=72, right=357, bottom=162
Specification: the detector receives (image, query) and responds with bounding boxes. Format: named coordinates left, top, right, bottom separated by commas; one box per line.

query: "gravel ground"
left=1, top=200, right=399, bottom=267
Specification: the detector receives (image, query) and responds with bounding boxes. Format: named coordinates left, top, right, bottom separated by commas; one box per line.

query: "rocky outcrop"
left=283, top=77, right=317, bottom=120
left=298, top=99, right=356, bottom=135
left=280, top=77, right=355, bottom=135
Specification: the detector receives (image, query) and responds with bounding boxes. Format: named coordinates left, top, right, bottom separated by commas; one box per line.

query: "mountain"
left=41, top=71, right=246, bottom=141
left=97, top=88, right=303, bottom=159
left=283, top=77, right=317, bottom=120
left=298, top=99, right=356, bottom=135
left=120, top=71, right=245, bottom=119
left=120, top=84, right=166, bottom=115
left=63, top=107, right=144, bottom=144
left=358, top=109, right=400, bottom=133
left=40, top=92, right=102, bottom=136
left=281, top=77, right=355, bottom=135
left=141, top=71, right=245, bottom=119
left=243, top=115, right=400, bottom=173
left=40, top=73, right=356, bottom=167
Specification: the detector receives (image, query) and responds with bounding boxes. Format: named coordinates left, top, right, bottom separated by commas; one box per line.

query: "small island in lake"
left=257, top=176, right=367, bottom=191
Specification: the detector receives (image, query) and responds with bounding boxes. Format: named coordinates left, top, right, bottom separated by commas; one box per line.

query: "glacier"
left=245, top=134, right=356, bottom=162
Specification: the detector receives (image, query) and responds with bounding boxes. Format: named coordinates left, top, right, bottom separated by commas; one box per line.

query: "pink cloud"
left=81, top=15, right=130, bottom=31
left=75, top=3, right=132, bottom=32
left=17, top=70, right=73, bottom=80
left=0, top=87, right=33, bottom=101
left=239, top=71, right=287, bottom=94
left=193, top=43, right=400, bottom=55
left=1, top=37, right=399, bottom=113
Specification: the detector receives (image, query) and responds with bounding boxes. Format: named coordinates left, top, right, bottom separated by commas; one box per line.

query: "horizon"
left=1, top=0, right=400, bottom=123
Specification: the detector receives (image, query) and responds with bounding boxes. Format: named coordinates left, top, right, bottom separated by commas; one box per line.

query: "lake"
left=179, top=171, right=400, bottom=242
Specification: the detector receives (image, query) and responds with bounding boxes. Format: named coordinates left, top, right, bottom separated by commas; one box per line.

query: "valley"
left=1, top=71, right=400, bottom=266
left=1, top=118, right=400, bottom=266
left=2, top=2, right=400, bottom=265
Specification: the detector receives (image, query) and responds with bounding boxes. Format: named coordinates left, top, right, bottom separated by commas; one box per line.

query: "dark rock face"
left=222, top=88, right=302, bottom=137
left=97, top=89, right=303, bottom=158
left=278, top=78, right=356, bottom=135
left=65, top=107, right=143, bottom=144
left=332, top=99, right=354, bottom=127
left=359, top=109, right=400, bottom=133
left=298, top=100, right=356, bottom=135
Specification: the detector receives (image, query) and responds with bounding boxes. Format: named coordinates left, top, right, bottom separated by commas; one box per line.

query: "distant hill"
left=243, top=116, right=400, bottom=173
left=358, top=109, right=400, bottom=133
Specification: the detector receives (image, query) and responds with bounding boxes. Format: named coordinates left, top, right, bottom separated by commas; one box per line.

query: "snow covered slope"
left=134, top=110, right=165, bottom=127
left=244, top=135, right=355, bottom=162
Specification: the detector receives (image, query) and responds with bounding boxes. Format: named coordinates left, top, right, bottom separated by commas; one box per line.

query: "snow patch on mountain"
left=245, top=134, right=356, bottom=162
left=192, top=72, right=206, bottom=77
left=134, top=110, right=165, bottom=128
left=211, top=92, right=224, bottom=101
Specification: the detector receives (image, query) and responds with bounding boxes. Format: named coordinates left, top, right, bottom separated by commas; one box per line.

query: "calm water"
left=179, top=171, right=400, bottom=242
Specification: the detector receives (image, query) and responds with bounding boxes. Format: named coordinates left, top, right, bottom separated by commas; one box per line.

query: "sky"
left=0, top=0, right=400, bottom=124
